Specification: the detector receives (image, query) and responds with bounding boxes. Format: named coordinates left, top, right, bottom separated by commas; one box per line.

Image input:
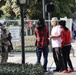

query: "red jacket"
left=61, top=28, right=71, bottom=47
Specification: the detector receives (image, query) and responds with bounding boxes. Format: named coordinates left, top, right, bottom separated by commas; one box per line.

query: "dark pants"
left=36, top=46, right=49, bottom=70
left=62, top=45, right=74, bottom=70
left=52, top=47, right=65, bottom=71
left=74, top=31, right=76, bottom=39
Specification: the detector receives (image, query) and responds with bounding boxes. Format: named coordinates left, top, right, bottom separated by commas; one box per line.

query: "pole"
left=20, top=5, right=25, bottom=64
left=48, top=13, right=51, bottom=33
left=42, top=0, right=45, bottom=19
left=48, top=12, right=52, bottom=51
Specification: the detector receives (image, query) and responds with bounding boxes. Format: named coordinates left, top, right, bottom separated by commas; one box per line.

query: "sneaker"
left=35, top=62, right=41, bottom=65
left=68, top=69, right=74, bottom=73
left=61, top=70, right=68, bottom=73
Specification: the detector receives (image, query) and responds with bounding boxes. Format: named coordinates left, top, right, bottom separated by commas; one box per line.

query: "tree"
left=0, top=0, right=75, bottom=19
left=52, top=0, right=75, bottom=18
left=0, top=10, right=4, bottom=17
left=1, top=0, right=16, bottom=19
left=28, top=0, right=42, bottom=19
left=0, top=0, right=6, bottom=7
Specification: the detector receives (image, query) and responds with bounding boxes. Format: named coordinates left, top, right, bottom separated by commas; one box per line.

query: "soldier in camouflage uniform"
left=0, top=21, right=10, bottom=63
left=0, top=23, right=2, bottom=63
left=1, top=29, right=10, bottom=63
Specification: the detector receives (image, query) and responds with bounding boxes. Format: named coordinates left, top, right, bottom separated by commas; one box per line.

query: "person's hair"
left=59, top=20, right=68, bottom=31
left=37, top=17, right=45, bottom=30
left=38, top=17, right=45, bottom=26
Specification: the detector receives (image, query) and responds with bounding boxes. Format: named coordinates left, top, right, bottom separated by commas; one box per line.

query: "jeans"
left=36, top=46, right=49, bottom=70
left=74, top=31, right=76, bottom=39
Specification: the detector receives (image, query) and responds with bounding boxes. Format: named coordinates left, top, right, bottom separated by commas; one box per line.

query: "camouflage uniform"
left=1, top=29, right=10, bottom=63
left=0, top=28, right=2, bottom=51
left=0, top=20, right=10, bottom=63
left=0, top=28, right=2, bottom=63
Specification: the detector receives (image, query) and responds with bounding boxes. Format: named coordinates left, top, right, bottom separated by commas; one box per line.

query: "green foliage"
left=44, top=0, right=75, bottom=18
left=53, top=0, right=74, bottom=18
left=1, top=0, right=19, bottom=19
left=0, top=0, right=6, bottom=7
left=0, top=63, right=44, bottom=75
left=0, top=0, right=75, bottom=19
left=25, top=0, right=42, bottom=19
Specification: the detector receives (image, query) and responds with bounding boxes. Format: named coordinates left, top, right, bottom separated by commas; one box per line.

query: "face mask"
left=2, top=25, right=5, bottom=29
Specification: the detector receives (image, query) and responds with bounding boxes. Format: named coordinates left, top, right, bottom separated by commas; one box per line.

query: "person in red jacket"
left=59, top=20, right=74, bottom=73
left=35, top=17, right=49, bottom=72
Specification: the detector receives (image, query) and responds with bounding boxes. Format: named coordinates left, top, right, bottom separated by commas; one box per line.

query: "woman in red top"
left=59, top=20, right=74, bottom=73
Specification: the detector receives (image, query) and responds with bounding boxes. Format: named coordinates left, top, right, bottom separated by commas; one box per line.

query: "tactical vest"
left=1, top=29, right=10, bottom=46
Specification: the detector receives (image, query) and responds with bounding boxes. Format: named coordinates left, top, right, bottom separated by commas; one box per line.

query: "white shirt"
left=51, top=25, right=61, bottom=48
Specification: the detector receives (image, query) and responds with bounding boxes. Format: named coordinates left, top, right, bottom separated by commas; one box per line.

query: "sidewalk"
left=7, top=52, right=76, bottom=75
left=7, top=42, right=76, bottom=75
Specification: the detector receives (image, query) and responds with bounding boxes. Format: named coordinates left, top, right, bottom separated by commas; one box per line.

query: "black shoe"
left=44, top=69, right=48, bottom=72
left=43, top=66, right=47, bottom=72
left=53, top=69, right=60, bottom=72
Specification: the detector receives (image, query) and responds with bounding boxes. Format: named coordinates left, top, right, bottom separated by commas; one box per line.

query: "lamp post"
left=17, top=0, right=29, bottom=64
left=42, top=0, right=45, bottom=19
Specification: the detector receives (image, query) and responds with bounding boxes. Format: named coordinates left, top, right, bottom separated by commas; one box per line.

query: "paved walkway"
left=0, top=42, right=76, bottom=75
left=7, top=52, right=76, bottom=75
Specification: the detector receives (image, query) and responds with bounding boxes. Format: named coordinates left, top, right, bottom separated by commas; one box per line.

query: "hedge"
left=0, top=63, right=44, bottom=75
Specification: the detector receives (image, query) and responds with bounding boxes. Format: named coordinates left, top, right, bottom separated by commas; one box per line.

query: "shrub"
left=0, top=63, right=44, bottom=75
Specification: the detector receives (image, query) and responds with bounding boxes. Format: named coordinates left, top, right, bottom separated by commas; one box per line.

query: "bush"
left=0, top=63, right=44, bottom=75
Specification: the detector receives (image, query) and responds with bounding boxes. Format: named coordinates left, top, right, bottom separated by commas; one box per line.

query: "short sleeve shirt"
left=51, top=25, right=61, bottom=48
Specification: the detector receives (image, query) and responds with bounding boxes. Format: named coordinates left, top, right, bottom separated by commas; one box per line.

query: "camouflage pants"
left=0, top=45, right=8, bottom=63
left=1, top=52, right=8, bottom=63
left=1, top=45, right=8, bottom=63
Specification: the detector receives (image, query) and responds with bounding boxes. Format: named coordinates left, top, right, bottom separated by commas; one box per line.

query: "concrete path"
left=7, top=52, right=76, bottom=75
left=5, top=41, right=76, bottom=75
